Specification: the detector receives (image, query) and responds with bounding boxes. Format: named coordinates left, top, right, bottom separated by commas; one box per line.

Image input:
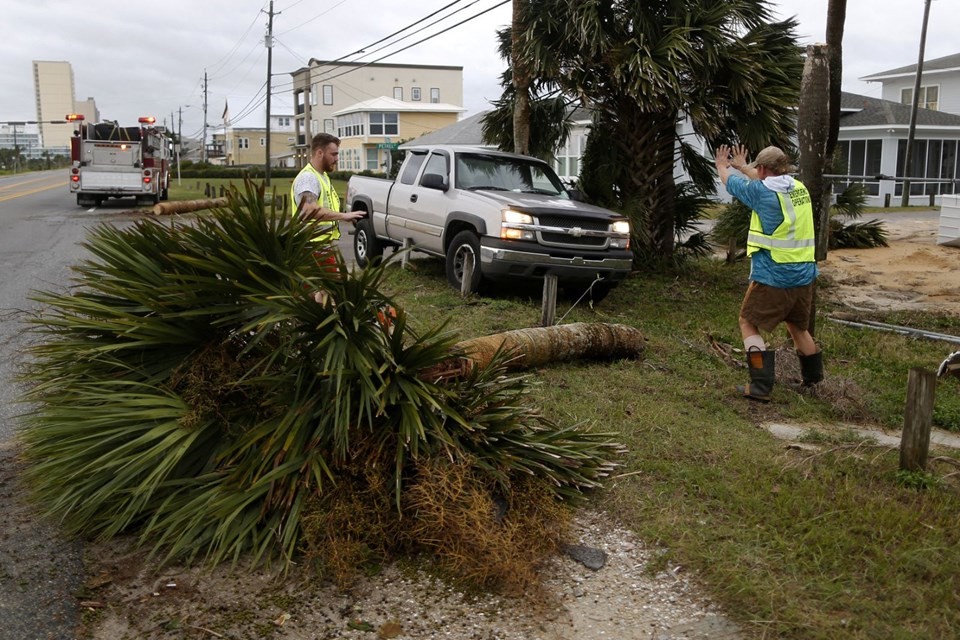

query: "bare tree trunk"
left=151, top=198, right=228, bottom=215
left=511, top=0, right=531, bottom=156
left=825, top=0, right=847, bottom=161
left=798, top=44, right=832, bottom=262
left=419, top=323, right=646, bottom=382
left=798, top=44, right=831, bottom=338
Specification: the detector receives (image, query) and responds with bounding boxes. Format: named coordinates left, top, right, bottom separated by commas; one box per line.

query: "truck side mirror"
left=420, top=173, right=449, bottom=192
left=567, top=188, right=583, bottom=202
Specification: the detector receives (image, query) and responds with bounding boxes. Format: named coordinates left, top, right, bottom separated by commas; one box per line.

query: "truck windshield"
left=455, top=153, right=567, bottom=198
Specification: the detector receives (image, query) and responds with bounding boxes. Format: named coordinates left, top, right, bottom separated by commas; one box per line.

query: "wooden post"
left=460, top=251, right=475, bottom=297
left=884, top=193, right=891, bottom=208
left=725, top=237, right=737, bottom=263
left=540, top=274, right=558, bottom=326
left=400, top=238, right=411, bottom=269
left=900, top=367, right=937, bottom=471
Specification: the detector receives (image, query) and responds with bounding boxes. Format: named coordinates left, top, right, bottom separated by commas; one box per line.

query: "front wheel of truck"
left=354, top=219, right=383, bottom=268
left=446, top=230, right=484, bottom=293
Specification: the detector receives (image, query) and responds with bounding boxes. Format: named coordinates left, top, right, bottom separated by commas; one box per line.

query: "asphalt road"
left=0, top=171, right=148, bottom=640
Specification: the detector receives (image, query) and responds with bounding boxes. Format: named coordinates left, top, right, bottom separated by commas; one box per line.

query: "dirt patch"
left=822, top=218, right=960, bottom=316
left=82, top=511, right=741, bottom=640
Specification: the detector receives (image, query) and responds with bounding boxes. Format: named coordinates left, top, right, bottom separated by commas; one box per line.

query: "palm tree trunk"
left=825, top=0, right=848, bottom=160
left=152, top=198, right=228, bottom=215
left=511, top=0, right=531, bottom=156
left=798, top=44, right=832, bottom=262
left=419, top=323, right=645, bottom=381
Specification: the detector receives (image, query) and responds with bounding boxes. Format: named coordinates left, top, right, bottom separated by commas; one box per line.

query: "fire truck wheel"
left=160, top=187, right=169, bottom=201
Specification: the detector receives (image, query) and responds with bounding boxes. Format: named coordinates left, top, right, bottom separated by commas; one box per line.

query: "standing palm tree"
left=486, top=0, right=804, bottom=265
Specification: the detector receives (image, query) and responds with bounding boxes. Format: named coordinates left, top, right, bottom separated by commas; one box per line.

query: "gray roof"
left=400, top=105, right=593, bottom=149
left=839, top=91, right=960, bottom=128
left=860, top=52, right=960, bottom=80
left=400, top=111, right=490, bottom=148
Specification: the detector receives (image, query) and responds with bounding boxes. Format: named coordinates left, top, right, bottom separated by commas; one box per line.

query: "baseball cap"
left=747, top=146, right=795, bottom=174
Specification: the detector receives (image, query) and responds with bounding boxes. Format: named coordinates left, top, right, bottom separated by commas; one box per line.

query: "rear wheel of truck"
left=446, top=230, right=484, bottom=293
left=354, top=219, right=383, bottom=268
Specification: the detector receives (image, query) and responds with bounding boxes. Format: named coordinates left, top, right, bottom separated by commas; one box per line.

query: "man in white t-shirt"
left=290, top=132, right=365, bottom=256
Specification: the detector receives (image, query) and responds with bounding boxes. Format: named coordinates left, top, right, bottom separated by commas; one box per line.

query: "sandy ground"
left=821, top=216, right=960, bottom=316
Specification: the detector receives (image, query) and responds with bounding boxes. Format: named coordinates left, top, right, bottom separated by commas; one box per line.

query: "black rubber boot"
left=737, top=348, right=775, bottom=402
left=798, top=351, right=824, bottom=386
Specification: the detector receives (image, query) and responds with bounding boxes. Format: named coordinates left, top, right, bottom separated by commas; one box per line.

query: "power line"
left=207, top=5, right=267, bottom=76
left=277, top=0, right=351, bottom=36
left=333, top=0, right=484, bottom=68
left=314, top=0, right=509, bottom=85
left=311, top=0, right=470, bottom=66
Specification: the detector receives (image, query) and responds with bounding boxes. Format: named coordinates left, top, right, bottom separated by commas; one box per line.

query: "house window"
left=366, top=147, right=379, bottom=170
left=835, top=139, right=882, bottom=196
left=430, top=88, right=440, bottom=103
left=368, top=112, right=399, bottom=136
left=393, top=87, right=403, bottom=100
left=322, top=85, right=334, bottom=105
left=412, top=87, right=421, bottom=101
left=336, top=113, right=364, bottom=138
left=311, top=119, right=319, bottom=135
left=901, top=85, right=939, bottom=111
left=310, top=85, right=318, bottom=106
left=896, top=138, right=960, bottom=196
left=324, top=119, right=335, bottom=134
left=238, top=138, right=249, bottom=149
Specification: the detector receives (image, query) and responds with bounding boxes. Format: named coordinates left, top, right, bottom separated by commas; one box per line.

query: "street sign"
left=376, top=142, right=399, bottom=150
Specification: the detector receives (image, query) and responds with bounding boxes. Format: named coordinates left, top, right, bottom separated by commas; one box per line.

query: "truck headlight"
left=501, top=209, right=535, bottom=240
left=502, top=209, right=534, bottom=225
left=612, top=220, right=630, bottom=234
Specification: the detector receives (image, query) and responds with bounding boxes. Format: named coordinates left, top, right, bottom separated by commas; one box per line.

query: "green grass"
left=380, top=256, right=960, bottom=639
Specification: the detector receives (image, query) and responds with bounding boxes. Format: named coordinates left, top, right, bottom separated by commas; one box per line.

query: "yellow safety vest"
left=746, top=179, right=816, bottom=263
left=291, top=164, right=341, bottom=244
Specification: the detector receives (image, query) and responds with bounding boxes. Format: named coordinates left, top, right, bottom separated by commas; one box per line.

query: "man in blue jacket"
left=715, top=144, right=824, bottom=402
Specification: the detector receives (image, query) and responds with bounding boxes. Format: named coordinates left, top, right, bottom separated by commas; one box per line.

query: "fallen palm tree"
left=19, top=181, right=626, bottom=591
left=150, top=197, right=228, bottom=215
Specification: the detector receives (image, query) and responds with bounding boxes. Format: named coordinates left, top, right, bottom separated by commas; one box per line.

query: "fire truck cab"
left=68, top=114, right=172, bottom=207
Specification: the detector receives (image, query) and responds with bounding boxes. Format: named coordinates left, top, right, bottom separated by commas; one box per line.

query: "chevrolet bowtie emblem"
left=569, top=227, right=584, bottom=237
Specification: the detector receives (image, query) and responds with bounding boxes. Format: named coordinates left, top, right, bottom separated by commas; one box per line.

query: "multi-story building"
left=333, top=97, right=464, bottom=173
left=73, top=96, right=100, bottom=123
left=33, top=60, right=76, bottom=149
left=0, top=123, right=44, bottom=161
left=289, top=60, right=463, bottom=167
left=212, top=114, right=298, bottom=167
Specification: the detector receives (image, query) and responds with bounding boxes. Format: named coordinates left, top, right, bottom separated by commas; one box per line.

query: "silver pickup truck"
left=345, top=144, right=632, bottom=301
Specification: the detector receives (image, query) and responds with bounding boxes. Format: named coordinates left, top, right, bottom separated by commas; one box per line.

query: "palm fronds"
left=19, top=182, right=622, bottom=579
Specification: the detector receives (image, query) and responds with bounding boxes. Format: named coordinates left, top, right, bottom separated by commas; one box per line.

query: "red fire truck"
left=67, top=114, right=172, bottom=207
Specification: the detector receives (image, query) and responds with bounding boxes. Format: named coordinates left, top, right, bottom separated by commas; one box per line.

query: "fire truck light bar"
left=138, top=116, right=156, bottom=124
left=66, top=114, right=85, bottom=121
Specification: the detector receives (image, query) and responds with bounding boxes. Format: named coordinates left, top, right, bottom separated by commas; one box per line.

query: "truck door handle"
left=410, top=194, right=418, bottom=203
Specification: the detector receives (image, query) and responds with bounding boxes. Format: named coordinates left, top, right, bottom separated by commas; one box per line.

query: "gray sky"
left=1, top=0, right=956, bottom=140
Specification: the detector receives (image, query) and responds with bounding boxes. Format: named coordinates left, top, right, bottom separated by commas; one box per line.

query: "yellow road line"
left=0, top=182, right=66, bottom=203
left=0, top=174, right=64, bottom=192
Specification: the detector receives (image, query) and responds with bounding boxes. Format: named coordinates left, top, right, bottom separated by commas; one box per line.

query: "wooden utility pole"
left=264, top=1, right=278, bottom=186
left=901, top=0, right=933, bottom=207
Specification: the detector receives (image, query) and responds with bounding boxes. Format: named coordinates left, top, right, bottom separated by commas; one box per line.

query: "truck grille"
left=535, top=214, right=610, bottom=248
